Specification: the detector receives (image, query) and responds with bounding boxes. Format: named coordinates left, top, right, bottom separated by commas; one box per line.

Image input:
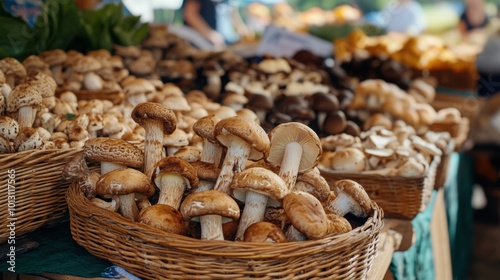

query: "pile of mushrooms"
left=319, top=122, right=450, bottom=177
left=67, top=108, right=376, bottom=243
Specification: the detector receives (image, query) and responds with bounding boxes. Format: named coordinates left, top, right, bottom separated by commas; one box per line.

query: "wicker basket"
left=66, top=181, right=384, bottom=280
left=0, top=148, right=82, bottom=243
left=320, top=155, right=440, bottom=220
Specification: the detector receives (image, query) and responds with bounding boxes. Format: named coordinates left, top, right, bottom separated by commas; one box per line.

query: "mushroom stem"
left=213, top=136, right=251, bottom=194
left=100, top=162, right=126, bottom=175
left=119, top=193, right=139, bottom=221
left=326, top=194, right=353, bottom=217
left=17, top=106, right=37, bottom=128
left=201, top=140, right=223, bottom=167
left=51, top=65, right=63, bottom=85
left=285, top=225, right=306, bottom=241
left=234, top=191, right=268, bottom=241
left=196, top=179, right=214, bottom=192
left=279, top=142, right=303, bottom=190
left=90, top=197, right=120, bottom=212
left=166, top=146, right=181, bottom=157
left=1, top=84, right=11, bottom=99
left=205, top=75, right=221, bottom=98
left=158, top=174, right=186, bottom=209
left=199, top=214, right=224, bottom=240
left=143, top=120, right=165, bottom=178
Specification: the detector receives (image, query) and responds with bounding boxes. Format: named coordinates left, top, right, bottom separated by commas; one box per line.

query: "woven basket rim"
left=0, top=147, right=80, bottom=157
left=67, top=180, right=384, bottom=258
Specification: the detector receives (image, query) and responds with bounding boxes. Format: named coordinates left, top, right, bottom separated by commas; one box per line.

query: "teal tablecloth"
left=0, top=153, right=474, bottom=279
left=390, top=153, right=474, bottom=280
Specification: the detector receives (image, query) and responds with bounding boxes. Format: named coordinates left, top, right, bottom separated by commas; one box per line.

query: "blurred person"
left=458, top=0, right=490, bottom=35
left=182, top=0, right=252, bottom=49
left=385, top=0, right=426, bottom=35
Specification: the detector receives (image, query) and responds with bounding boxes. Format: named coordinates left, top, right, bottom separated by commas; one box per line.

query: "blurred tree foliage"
left=285, top=0, right=391, bottom=13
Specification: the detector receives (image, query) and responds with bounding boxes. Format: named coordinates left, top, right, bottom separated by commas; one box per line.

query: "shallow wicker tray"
left=320, top=155, right=440, bottom=220
left=67, top=181, right=384, bottom=280
left=0, top=148, right=81, bottom=243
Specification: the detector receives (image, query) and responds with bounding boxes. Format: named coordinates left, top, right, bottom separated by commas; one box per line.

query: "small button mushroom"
left=0, top=116, right=19, bottom=141
left=22, top=55, right=51, bottom=77
left=323, top=111, right=347, bottom=135
left=203, top=61, right=225, bottom=100
left=326, top=179, right=372, bottom=218
left=266, top=122, right=322, bottom=189
left=124, top=78, right=155, bottom=107
left=97, top=168, right=155, bottom=221
left=309, top=92, right=340, bottom=131
left=294, top=168, right=331, bottom=202
left=243, top=221, right=287, bottom=243
left=83, top=138, right=144, bottom=175
left=6, top=83, right=42, bottom=128
left=39, top=49, right=67, bottom=85
left=14, top=127, right=44, bottom=152
left=329, top=147, right=366, bottom=172
left=132, top=102, right=177, bottom=177
left=231, top=167, right=288, bottom=241
left=344, top=120, right=361, bottom=137
left=138, top=204, right=188, bottom=236
left=180, top=190, right=240, bottom=240
left=245, top=93, right=273, bottom=124
left=213, top=116, right=270, bottom=194
left=72, top=56, right=103, bottom=91
left=222, top=92, right=248, bottom=111
left=283, top=191, right=332, bottom=240
left=163, top=128, right=189, bottom=156
left=152, top=156, right=199, bottom=209
left=189, top=160, right=220, bottom=192
left=0, top=58, right=26, bottom=88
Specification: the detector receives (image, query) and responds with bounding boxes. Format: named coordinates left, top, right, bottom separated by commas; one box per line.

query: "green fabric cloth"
left=0, top=222, right=111, bottom=277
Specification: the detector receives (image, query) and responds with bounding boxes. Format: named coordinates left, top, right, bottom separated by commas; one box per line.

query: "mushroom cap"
left=415, top=103, right=436, bottom=127
left=214, top=116, right=270, bottom=160
left=203, top=60, right=224, bottom=76
left=246, top=93, right=274, bottom=111
left=283, top=191, right=331, bottom=240
left=180, top=190, right=240, bottom=222
left=96, top=168, right=155, bottom=197
left=114, top=45, right=141, bottom=58
left=138, top=204, right=188, bottom=235
left=84, top=138, right=143, bottom=168
left=266, top=122, right=322, bottom=173
left=173, top=146, right=202, bottom=163
left=323, top=111, right=347, bottom=135
left=87, top=49, right=112, bottom=61
left=192, top=115, right=221, bottom=143
left=295, top=169, right=331, bottom=202
left=124, top=78, right=155, bottom=95
left=189, top=160, right=221, bottom=182
left=330, top=147, right=366, bottom=172
left=13, top=127, right=44, bottom=151
left=7, top=83, right=42, bottom=112
left=0, top=116, right=20, bottom=141
left=163, top=128, right=189, bottom=147
left=332, top=179, right=372, bottom=217
left=243, top=221, right=287, bottom=243
left=143, top=34, right=170, bottom=48
left=131, top=102, right=177, bottom=134
left=72, top=56, right=101, bottom=73
left=40, top=49, right=67, bottom=66
left=326, top=213, right=352, bottom=235
left=152, top=156, right=199, bottom=190
left=309, top=92, right=339, bottom=112
left=27, top=72, right=57, bottom=97
left=231, top=167, right=288, bottom=202
left=22, top=55, right=48, bottom=70
left=363, top=113, right=392, bottom=131
left=435, top=108, right=461, bottom=123
left=344, top=121, right=361, bottom=137
left=0, top=58, right=26, bottom=78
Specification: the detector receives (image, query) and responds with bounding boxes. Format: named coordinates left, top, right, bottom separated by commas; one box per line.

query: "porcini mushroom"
left=132, top=102, right=177, bottom=177
left=152, top=156, right=199, bottom=209
left=192, top=115, right=223, bottom=166
left=180, top=190, right=240, bottom=240
left=329, top=147, right=366, bottom=172
left=243, top=221, right=287, bottom=243
left=213, top=116, right=270, bottom=194
left=189, top=160, right=220, bottom=192
left=266, top=122, right=322, bottom=189
left=231, top=167, right=288, bottom=241
left=97, top=168, right=155, bottom=221
left=326, top=179, right=372, bottom=218
left=83, top=138, right=143, bottom=175
left=138, top=204, right=188, bottom=235
left=7, top=83, right=42, bottom=128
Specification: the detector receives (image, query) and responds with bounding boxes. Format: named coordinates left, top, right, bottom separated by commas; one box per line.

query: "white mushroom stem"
left=119, top=193, right=139, bottom=221
left=199, top=214, right=224, bottom=240
left=158, top=174, right=186, bottom=209
left=127, top=93, right=147, bottom=107
left=100, top=162, right=126, bottom=175
left=205, top=75, right=221, bottom=98
left=166, top=146, right=181, bottom=157
left=1, top=84, right=12, bottom=100
left=326, top=194, right=355, bottom=217
left=234, top=191, right=268, bottom=241
left=213, top=136, right=251, bottom=194
left=143, top=120, right=166, bottom=178
left=17, top=106, right=37, bottom=128
left=285, top=225, right=306, bottom=241
left=91, top=197, right=120, bottom=212
left=201, top=140, right=223, bottom=167
left=279, top=142, right=303, bottom=190
left=196, top=179, right=215, bottom=192
left=84, top=72, right=103, bottom=91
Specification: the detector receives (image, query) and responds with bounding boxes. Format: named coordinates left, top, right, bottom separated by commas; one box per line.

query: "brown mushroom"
left=83, top=138, right=143, bottom=175
left=138, top=204, right=188, bottom=235
left=243, top=221, right=287, bottom=243
left=6, top=83, right=42, bottom=128
left=326, top=179, right=372, bottom=218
